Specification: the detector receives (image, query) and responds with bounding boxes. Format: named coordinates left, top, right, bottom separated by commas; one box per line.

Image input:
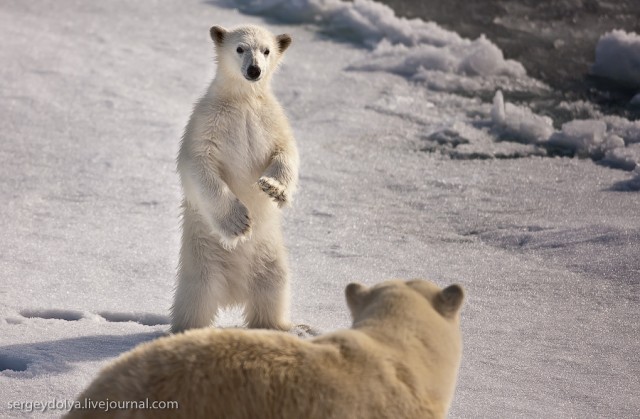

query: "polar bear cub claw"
left=258, top=176, right=289, bottom=207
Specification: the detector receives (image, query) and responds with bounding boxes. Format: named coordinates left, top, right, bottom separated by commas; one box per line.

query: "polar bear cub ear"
left=435, top=284, right=464, bottom=318
left=345, top=282, right=369, bottom=316
left=210, top=26, right=227, bottom=47
left=276, top=34, right=292, bottom=53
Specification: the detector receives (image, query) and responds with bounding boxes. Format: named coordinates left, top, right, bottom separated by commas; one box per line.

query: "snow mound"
left=231, top=0, right=464, bottom=47
left=490, top=91, right=554, bottom=144
left=591, top=30, right=640, bottom=89
left=233, top=0, right=526, bottom=82
left=349, top=36, right=525, bottom=80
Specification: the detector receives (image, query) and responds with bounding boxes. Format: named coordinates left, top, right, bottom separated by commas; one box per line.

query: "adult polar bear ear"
left=346, top=281, right=464, bottom=319
left=210, top=25, right=226, bottom=47
left=435, top=284, right=464, bottom=318
left=345, top=282, right=368, bottom=317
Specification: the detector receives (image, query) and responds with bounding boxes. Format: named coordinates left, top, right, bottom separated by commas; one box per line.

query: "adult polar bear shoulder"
left=66, top=279, right=465, bottom=419
left=171, top=24, right=299, bottom=333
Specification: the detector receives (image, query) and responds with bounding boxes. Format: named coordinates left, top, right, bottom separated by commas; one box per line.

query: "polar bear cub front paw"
left=258, top=176, right=289, bottom=208
left=218, top=199, right=252, bottom=250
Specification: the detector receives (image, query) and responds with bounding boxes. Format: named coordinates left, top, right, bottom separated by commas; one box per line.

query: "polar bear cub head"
left=210, top=24, right=292, bottom=84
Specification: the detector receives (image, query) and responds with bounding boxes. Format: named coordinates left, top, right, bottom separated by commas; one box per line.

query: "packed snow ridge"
left=232, top=0, right=526, bottom=81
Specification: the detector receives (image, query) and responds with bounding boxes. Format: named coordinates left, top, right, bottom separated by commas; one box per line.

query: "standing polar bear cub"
left=66, top=279, right=464, bottom=419
left=171, top=25, right=299, bottom=333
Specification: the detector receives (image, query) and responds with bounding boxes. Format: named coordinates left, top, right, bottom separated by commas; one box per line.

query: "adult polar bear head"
left=65, top=279, right=464, bottom=419
left=210, top=24, right=292, bottom=84
left=344, top=279, right=465, bottom=416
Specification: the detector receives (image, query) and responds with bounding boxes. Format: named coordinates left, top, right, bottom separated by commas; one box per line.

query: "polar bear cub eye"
left=236, top=46, right=244, bottom=54
left=264, top=49, right=270, bottom=56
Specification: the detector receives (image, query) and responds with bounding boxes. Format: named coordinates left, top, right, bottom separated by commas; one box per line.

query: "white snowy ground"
left=1, top=0, right=639, bottom=417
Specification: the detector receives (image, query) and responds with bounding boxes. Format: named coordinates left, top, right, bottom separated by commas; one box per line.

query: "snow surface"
left=1, top=0, right=639, bottom=418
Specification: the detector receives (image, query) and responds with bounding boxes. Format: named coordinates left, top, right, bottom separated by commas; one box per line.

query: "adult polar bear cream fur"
left=171, top=25, right=299, bottom=333
left=66, top=279, right=465, bottom=419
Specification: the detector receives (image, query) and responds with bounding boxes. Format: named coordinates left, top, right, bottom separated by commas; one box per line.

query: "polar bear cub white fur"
left=65, top=279, right=464, bottom=419
left=171, top=25, right=299, bottom=333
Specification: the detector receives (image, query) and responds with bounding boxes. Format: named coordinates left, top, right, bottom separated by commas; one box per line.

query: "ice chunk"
left=491, top=89, right=506, bottom=123
left=548, top=120, right=607, bottom=157
left=600, top=142, right=640, bottom=171
left=602, top=115, right=640, bottom=144
left=603, top=134, right=626, bottom=151
left=556, top=100, right=602, bottom=119
left=458, top=36, right=525, bottom=77
left=591, top=30, right=640, bottom=88
left=491, top=91, right=555, bottom=144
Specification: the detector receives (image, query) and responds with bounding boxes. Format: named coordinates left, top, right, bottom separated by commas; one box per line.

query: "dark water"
left=378, top=0, right=640, bottom=120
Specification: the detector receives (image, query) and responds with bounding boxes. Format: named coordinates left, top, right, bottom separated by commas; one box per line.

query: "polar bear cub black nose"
left=247, top=65, right=261, bottom=80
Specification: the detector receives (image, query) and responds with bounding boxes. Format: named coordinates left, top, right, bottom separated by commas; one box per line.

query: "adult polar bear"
left=65, top=279, right=465, bottom=419
left=171, top=25, right=299, bottom=333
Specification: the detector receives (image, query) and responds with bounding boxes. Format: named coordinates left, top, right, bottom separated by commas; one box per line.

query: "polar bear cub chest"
left=217, top=105, right=275, bottom=187
left=190, top=99, right=277, bottom=197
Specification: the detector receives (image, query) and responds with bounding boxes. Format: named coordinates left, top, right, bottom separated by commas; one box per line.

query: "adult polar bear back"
left=65, top=280, right=465, bottom=419
left=171, top=25, right=299, bottom=333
